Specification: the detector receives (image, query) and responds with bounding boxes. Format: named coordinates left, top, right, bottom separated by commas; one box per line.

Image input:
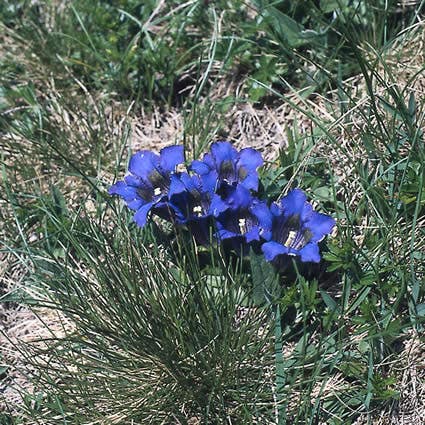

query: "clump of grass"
left=12, top=203, right=276, bottom=423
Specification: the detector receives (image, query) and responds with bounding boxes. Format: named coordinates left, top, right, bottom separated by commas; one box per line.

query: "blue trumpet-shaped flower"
left=190, top=141, right=263, bottom=192
left=215, top=186, right=272, bottom=243
left=168, top=173, right=228, bottom=223
left=261, top=189, right=335, bottom=263
left=168, top=173, right=228, bottom=245
left=109, top=145, right=184, bottom=227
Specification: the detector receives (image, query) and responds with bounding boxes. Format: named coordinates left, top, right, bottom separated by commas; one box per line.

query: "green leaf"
left=408, top=92, right=416, bottom=119
left=263, top=7, right=306, bottom=48
left=0, top=289, right=35, bottom=304
left=250, top=249, right=279, bottom=306
left=51, top=185, right=68, bottom=217
left=346, top=287, right=371, bottom=314
left=320, top=0, right=341, bottom=13
left=339, top=360, right=366, bottom=377
left=415, top=304, right=425, bottom=317
left=358, top=339, right=370, bottom=354
left=0, top=364, right=9, bottom=377
left=320, top=289, right=339, bottom=313
left=313, top=186, right=333, bottom=201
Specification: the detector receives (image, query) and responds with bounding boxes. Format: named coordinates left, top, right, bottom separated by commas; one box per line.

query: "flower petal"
left=280, top=188, right=307, bottom=217
left=210, top=141, right=238, bottom=165
left=223, top=185, right=252, bottom=209
left=190, top=159, right=218, bottom=192
left=299, top=243, right=321, bottom=263
left=240, top=173, right=259, bottom=191
left=237, top=148, right=263, bottom=190
left=270, top=201, right=282, bottom=217
left=128, top=151, right=159, bottom=180
left=250, top=202, right=273, bottom=231
left=190, top=159, right=211, bottom=175
left=168, top=173, right=188, bottom=198
left=201, top=171, right=219, bottom=193
left=133, top=202, right=153, bottom=227
left=216, top=228, right=239, bottom=241
left=109, top=182, right=146, bottom=210
left=262, top=241, right=289, bottom=262
left=245, top=226, right=261, bottom=243
left=187, top=217, right=213, bottom=246
left=159, top=145, right=184, bottom=172
left=127, top=198, right=145, bottom=210
left=209, top=194, right=229, bottom=217
left=238, top=147, right=263, bottom=171
left=108, top=181, right=133, bottom=197
left=153, top=201, right=176, bottom=222
left=168, top=199, right=188, bottom=223
left=179, top=172, right=198, bottom=190
left=260, top=227, right=272, bottom=241
left=306, top=212, right=336, bottom=243
left=123, top=174, right=144, bottom=188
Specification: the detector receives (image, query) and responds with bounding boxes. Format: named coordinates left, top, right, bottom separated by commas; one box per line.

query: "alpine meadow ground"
left=1, top=1, right=425, bottom=424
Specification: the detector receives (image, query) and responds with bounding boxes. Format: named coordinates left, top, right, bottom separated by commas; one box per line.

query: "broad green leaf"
left=416, top=304, right=425, bottom=317
left=250, top=249, right=279, bottom=306
left=263, top=7, right=307, bottom=48
left=320, top=289, right=339, bottom=313
left=320, top=0, right=345, bottom=13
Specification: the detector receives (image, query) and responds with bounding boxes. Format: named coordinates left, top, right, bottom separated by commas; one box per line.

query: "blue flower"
left=168, top=173, right=228, bottom=222
left=215, top=186, right=272, bottom=244
left=109, top=145, right=184, bottom=227
left=261, top=189, right=335, bottom=263
left=168, top=173, right=228, bottom=245
left=190, top=141, right=263, bottom=192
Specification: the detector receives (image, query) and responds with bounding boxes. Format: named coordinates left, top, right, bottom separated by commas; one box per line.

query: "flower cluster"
left=109, top=142, right=335, bottom=264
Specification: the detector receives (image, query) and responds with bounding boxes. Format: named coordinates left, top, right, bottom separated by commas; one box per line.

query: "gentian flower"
left=261, top=189, right=335, bottom=263
left=190, top=141, right=263, bottom=192
left=109, top=145, right=184, bottom=227
left=168, top=173, right=228, bottom=245
left=215, top=186, right=272, bottom=243
left=168, top=172, right=229, bottom=222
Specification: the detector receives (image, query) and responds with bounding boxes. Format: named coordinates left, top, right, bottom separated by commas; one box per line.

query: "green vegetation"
left=1, top=0, right=424, bottom=423
left=1, top=0, right=419, bottom=106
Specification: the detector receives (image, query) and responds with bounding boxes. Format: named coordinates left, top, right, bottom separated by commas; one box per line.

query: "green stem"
left=275, top=303, right=286, bottom=424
